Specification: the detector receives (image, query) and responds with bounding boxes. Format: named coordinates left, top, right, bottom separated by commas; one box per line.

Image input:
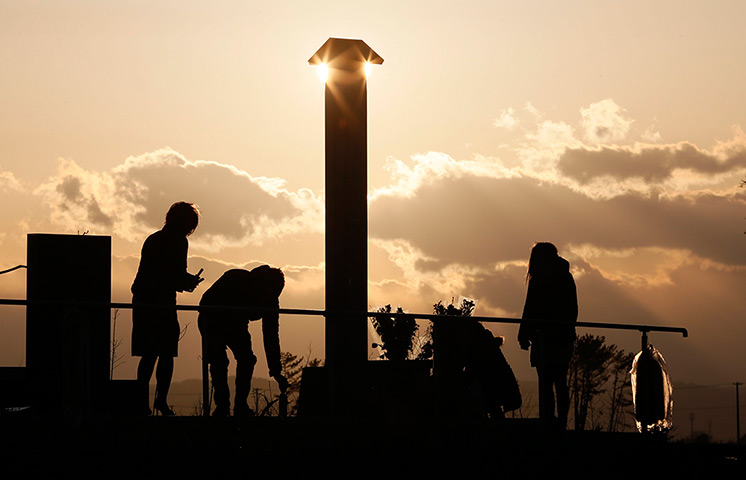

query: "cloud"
left=34, top=148, right=324, bottom=250
left=566, top=244, right=698, bottom=288
left=370, top=151, right=518, bottom=200
left=485, top=101, right=746, bottom=200
left=55, top=174, right=114, bottom=227
left=524, top=102, right=541, bottom=119
left=0, top=169, right=23, bottom=193
left=493, top=107, right=519, bottom=130
left=516, top=120, right=580, bottom=175
left=371, top=238, right=484, bottom=297
left=557, top=140, right=746, bottom=184
left=580, top=99, right=633, bottom=144
left=641, top=126, right=662, bottom=143
left=372, top=173, right=746, bottom=268
left=35, top=157, right=121, bottom=232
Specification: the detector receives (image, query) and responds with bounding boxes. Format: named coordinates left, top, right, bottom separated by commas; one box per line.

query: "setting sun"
left=316, top=63, right=329, bottom=82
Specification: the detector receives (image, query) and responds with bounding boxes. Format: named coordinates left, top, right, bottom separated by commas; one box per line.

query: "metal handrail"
left=0, top=298, right=688, bottom=338
left=1, top=297, right=688, bottom=416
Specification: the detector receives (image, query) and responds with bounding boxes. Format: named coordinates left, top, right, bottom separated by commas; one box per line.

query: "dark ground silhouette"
left=1, top=412, right=742, bottom=476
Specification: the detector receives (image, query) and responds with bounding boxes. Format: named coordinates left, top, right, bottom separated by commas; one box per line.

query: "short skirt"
left=131, top=295, right=180, bottom=357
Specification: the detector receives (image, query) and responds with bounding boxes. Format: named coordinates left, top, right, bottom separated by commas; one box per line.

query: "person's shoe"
left=212, top=405, right=231, bottom=417
left=153, top=401, right=176, bottom=416
left=233, top=405, right=255, bottom=417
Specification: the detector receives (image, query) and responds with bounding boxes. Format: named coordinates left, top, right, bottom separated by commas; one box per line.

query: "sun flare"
left=316, top=63, right=329, bottom=82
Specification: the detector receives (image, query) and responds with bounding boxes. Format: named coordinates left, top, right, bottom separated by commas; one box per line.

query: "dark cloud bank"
left=370, top=175, right=746, bottom=267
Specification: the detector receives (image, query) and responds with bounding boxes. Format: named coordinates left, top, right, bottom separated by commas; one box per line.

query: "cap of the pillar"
left=308, top=37, right=383, bottom=70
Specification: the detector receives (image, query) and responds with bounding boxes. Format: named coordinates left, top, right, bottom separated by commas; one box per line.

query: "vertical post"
left=736, top=382, right=742, bottom=443
left=202, top=335, right=210, bottom=416
left=309, top=38, right=383, bottom=415
left=26, top=234, right=111, bottom=414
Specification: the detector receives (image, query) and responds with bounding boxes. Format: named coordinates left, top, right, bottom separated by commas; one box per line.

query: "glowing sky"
left=1, top=1, right=745, bottom=386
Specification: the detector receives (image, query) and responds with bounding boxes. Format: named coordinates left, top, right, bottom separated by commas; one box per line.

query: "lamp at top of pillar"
left=309, top=37, right=383, bottom=72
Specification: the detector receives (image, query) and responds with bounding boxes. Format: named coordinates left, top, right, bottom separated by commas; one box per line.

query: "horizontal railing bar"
left=0, top=298, right=688, bottom=338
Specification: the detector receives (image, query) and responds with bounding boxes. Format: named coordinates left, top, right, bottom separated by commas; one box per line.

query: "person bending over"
left=198, top=265, right=288, bottom=416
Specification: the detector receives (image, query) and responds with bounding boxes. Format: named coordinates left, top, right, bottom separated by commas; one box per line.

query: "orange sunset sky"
left=1, top=1, right=745, bottom=390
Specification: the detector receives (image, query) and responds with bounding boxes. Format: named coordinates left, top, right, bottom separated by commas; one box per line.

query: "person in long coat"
left=131, top=201, right=203, bottom=415
left=518, top=242, right=577, bottom=429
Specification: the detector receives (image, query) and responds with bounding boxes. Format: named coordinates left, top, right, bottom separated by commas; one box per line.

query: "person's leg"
left=536, top=366, right=556, bottom=425
left=202, top=317, right=232, bottom=415
left=227, top=328, right=257, bottom=416
left=136, top=356, right=157, bottom=414
left=208, top=347, right=231, bottom=416
left=137, top=355, right=157, bottom=384
left=153, top=356, right=175, bottom=415
left=233, top=353, right=257, bottom=415
left=554, top=361, right=571, bottom=429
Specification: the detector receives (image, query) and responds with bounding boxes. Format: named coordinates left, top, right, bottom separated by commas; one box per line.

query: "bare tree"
left=568, top=334, right=636, bottom=432
left=569, top=334, right=617, bottom=431
left=606, top=350, right=635, bottom=432
left=178, top=322, right=190, bottom=341
left=110, top=309, right=125, bottom=379
left=251, top=387, right=273, bottom=415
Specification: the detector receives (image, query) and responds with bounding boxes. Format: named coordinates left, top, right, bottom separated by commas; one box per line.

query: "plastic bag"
left=630, top=344, right=673, bottom=432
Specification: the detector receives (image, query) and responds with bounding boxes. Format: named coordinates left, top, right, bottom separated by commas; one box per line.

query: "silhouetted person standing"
left=518, top=242, right=577, bottom=429
left=131, top=202, right=203, bottom=415
left=198, top=265, right=288, bottom=416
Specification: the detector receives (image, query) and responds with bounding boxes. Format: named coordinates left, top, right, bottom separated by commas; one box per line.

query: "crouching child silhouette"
left=198, top=265, right=288, bottom=416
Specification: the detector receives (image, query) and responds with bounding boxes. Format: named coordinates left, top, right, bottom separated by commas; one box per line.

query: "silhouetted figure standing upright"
left=131, top=202, right=203, bottom=415
left=518, top=242, right=577, bottom=429
left=198, top=265, right=288, bottom=416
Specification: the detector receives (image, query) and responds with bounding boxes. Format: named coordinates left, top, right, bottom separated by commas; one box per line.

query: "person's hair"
left=526, top=242, right=558, bottom=283
left=164, top=202, right=200, bottom=236
left=252, top=265, right=285, bottom=298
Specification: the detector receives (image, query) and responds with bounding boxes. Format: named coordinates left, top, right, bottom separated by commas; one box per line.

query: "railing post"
left=201, top=332, right=210, bottom=417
